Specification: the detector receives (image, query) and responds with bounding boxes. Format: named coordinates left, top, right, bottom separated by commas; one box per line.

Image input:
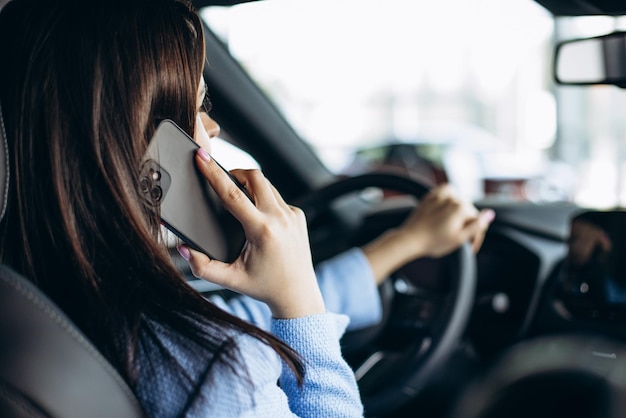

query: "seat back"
left=0, top=264, right=144, bottom=418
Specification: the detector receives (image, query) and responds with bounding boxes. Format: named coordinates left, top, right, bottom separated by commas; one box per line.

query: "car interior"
left=4, top=0, right=626, bottom=417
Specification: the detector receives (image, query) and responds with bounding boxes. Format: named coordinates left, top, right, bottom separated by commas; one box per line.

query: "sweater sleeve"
left=190, top=313, right=364, bottom=417
left=207, top=248, right=382, bottom=332
left=207, top=292, right=273, bottom=330
left=272, top=313, right=364, bottom=417
left=315, top=247, right=382, bottom=331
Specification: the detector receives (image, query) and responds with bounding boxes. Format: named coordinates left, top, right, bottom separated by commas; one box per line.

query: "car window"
left=200, top=1, right=626, bottom=208
left=211, top=136, right=260, bottom=171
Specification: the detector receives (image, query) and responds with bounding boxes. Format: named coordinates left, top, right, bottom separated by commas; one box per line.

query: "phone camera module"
left=140, top=159, right=171, bottom=208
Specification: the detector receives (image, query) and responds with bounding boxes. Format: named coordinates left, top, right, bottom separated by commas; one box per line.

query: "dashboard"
left=531, top=210, right=626, bottom=341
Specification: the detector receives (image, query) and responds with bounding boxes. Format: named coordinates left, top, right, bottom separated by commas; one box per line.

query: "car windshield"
left=200, top=0, right=626, bottom=208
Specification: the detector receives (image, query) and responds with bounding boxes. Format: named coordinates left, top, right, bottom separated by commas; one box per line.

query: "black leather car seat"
left=0, top=2, right=144, bottom=414
left=0, top=263, right=144, bottom=418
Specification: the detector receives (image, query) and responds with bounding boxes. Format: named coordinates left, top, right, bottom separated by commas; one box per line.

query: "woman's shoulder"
left=136, top=317, right=283, bottom=417
left=186, top=329, right=285, bottom=416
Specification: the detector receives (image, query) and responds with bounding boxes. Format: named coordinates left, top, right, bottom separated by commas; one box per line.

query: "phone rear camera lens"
left=140, top=177, right=150, bottom=193
left=150, top=186, right=163, bottom=202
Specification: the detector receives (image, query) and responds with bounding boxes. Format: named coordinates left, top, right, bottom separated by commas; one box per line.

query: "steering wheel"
left=297, top=173, right=477, bottom=417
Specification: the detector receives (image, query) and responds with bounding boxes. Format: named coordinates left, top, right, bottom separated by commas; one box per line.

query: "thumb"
left=177, top=245, right=239, bottom=290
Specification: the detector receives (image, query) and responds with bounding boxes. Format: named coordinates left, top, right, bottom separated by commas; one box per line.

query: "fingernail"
left=480, top=209, right=496, bottom=223
left=197, top=148, right=211, bottom=162
left=177, top=244, right=190, bottom=260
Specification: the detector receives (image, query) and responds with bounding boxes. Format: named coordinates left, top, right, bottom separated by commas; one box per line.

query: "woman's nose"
left=200, top=112, right=221, bottom=139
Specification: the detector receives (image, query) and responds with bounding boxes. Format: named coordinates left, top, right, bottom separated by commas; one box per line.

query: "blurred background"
left=201, top=0, right=626, bottom=208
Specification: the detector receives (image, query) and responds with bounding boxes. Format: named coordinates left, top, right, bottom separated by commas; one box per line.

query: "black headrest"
left=0, top=264, right=144, bottom=417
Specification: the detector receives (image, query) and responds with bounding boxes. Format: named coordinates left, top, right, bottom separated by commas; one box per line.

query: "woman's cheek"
left=194, top=113, right=212, bottom=152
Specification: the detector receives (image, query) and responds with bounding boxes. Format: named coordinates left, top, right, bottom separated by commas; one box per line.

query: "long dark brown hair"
left=0, top=0, right=303, bottom=412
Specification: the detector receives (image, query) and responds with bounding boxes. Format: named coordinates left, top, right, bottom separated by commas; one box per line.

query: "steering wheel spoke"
left=355, top=336, right=433, bottom=388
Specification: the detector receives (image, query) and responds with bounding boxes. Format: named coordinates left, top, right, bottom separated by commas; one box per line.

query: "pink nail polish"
left=177, top=245, right=190, bottom=260
left=197, top=148, right=211, bottom=162
left=481, top=209, right=496, bottom=223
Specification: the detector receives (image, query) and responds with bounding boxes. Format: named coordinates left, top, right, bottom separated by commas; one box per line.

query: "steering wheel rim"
left=298, top=173, right=477, bottom=416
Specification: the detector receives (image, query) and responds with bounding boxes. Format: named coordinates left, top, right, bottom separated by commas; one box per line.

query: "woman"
left=0, top=0, right=493, bottom=416
left=0, top=0, right=362, bottom=416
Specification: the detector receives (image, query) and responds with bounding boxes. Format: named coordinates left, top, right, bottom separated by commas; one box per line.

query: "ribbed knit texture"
left=138, top=247, right=381, bottom=417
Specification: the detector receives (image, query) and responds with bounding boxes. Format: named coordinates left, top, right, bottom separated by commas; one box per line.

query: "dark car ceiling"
left=535, top=0, right=626, bottom=16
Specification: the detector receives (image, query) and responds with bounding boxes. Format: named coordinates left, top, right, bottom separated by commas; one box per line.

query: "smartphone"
left=140, top=119, right=247, bottom=263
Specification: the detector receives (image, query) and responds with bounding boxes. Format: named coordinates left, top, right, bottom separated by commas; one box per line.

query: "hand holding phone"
left=144, top=120, right=325, bottom=318
left=140, top=119, right=247, bottom=263
left=185, top=148, right=325, bottom=319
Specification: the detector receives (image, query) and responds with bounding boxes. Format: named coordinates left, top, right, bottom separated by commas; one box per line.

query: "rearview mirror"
left=554, top=31, right=626, bottom=88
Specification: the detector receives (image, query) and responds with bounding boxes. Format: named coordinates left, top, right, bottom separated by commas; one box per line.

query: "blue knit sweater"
left=140, top=248, right=382, bottom=417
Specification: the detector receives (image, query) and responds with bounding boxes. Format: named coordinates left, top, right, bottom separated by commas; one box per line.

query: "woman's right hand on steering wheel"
left=363, top=184, right=494, bottom=284
left=399, top=184, right=494, bottom=258
left=178, top=148, right=325, bottom=319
